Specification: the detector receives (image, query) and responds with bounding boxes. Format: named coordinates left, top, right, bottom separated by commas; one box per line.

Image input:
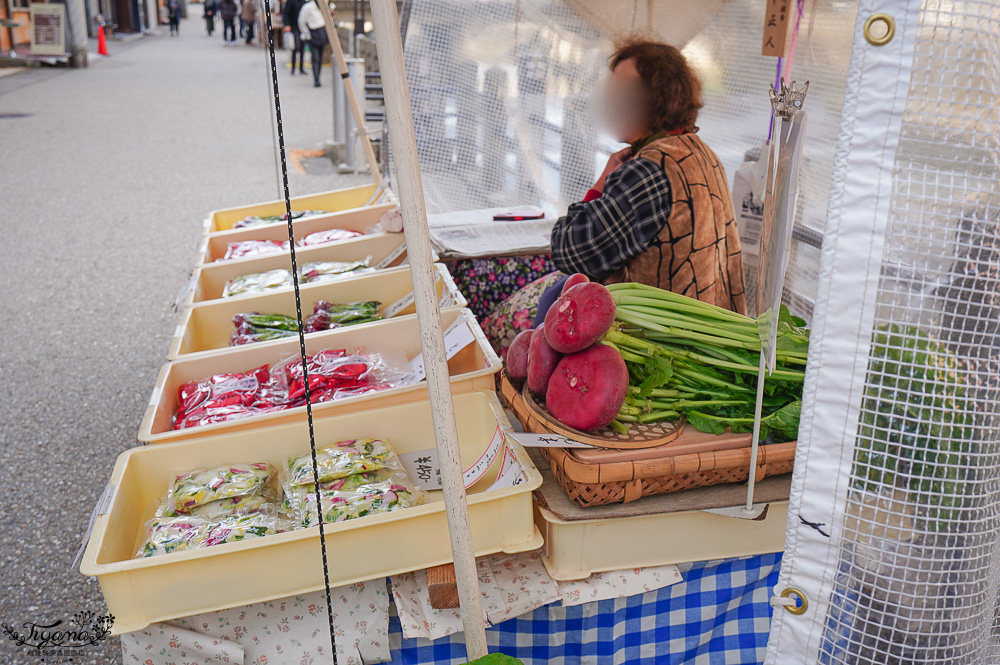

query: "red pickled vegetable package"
left=271, top=349, right=381, bottom=406
left=174, top=365, right=271, bottom=431
left=171, top=350, right=406, bottom=431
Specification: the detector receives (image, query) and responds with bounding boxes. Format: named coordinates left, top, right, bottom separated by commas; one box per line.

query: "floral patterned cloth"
left=448, top=256, right=557, bottom=321
left=479, top=272, right=565, bottom=356
left=120, top=584, right=389, bottom=665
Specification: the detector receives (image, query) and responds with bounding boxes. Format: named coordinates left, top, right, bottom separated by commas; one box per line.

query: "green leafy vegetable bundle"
left=600, top=283, right=809, bottom=442
left=230, top=300, right=382, bottom=346
left=854, top=324, right=975, bottom=530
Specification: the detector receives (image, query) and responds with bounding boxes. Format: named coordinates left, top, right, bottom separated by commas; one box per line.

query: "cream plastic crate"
left=203, top=184, right=379, bottom=234
left=139, top=308, right=500, bottom=444
left=533, top=501, right=788, bottom=581
left=83, top=391, right=543, bottom=635
left=197, top=203, right=397, bottom=265
left=169, top=264, right=466, bottom=360
left=183, top=233, right=408, bottom=307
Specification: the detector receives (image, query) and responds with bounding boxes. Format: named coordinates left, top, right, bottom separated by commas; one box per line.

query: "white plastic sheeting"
left=767, top=0, right=1000, bottom=663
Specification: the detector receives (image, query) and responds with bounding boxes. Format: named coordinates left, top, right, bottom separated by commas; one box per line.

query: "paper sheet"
left=427, top=206, right=555, bottom=259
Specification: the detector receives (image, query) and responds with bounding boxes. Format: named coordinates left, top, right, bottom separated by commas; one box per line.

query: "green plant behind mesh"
left=853, top=324, right=975, bottom=530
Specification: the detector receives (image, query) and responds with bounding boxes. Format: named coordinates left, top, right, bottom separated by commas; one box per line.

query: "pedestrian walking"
left=298, top=0, right=330, bottom=87
left=167, top=0, right=181, bottom=35
left=219, top=0, right=238, bottom=44
left=241, top=0, right=257, bottom=44
left=203, top=0, right=217, bottom=36
left=282, top=0, right=305, bottom=75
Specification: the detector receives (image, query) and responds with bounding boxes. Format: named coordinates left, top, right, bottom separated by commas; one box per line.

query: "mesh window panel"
left=818, top=2, right=1000, bottom=663
left=395, top=0, right=857, bottom=322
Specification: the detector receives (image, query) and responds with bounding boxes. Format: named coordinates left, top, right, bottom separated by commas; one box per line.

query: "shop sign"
left=30, top=3, right=66, bottom=56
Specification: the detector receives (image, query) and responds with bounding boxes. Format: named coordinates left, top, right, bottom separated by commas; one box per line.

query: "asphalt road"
left=0, top=16, right=367, bottom=664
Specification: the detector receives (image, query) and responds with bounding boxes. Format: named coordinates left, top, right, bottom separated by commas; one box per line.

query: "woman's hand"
left=283, top=25, right=291, bottom=31
left=593, top=147, right=631, bottom=193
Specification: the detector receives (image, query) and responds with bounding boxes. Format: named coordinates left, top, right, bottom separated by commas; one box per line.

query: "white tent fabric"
left=767, top=0, right=1000, bottom=662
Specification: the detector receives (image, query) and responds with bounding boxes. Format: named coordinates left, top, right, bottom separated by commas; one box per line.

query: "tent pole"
left=367, top=0, right=489, bottom=659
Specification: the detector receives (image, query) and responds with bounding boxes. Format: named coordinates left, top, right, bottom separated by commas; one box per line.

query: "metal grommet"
left=781, top=587, right=809, bottom=615
left=864, top=13, right=895, bottom=46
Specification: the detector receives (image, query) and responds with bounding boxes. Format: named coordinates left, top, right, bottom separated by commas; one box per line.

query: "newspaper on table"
left=427, top=206, right=555, bottom=259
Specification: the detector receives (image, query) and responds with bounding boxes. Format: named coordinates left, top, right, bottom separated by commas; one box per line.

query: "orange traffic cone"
left=97, top=24, right=109, bottom=56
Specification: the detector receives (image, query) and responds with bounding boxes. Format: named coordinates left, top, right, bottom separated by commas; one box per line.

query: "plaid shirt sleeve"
left=550, top=157, right=673, bottom=280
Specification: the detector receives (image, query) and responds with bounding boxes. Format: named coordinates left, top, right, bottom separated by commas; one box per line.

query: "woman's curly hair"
left=610, top=35, right=703, bottom=133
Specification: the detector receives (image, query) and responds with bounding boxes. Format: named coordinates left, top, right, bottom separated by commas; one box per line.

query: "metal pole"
left=368, top=0, right=489, bottom=659
left=343, top=56, right=364, bottom=170
left=319, top=0, right=381, bottom=185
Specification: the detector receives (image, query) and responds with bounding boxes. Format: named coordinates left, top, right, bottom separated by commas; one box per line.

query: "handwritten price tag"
left=399, top=425, right=508, bottom=490
left=384, top=276, right=443, bottom=318
left=485, top=444, right=527, bottom=491
left=505, top=432, right=594, bottom=449
left=375, top=240, right=407, bottom=269
left=405, top=316, right=475, bottom=384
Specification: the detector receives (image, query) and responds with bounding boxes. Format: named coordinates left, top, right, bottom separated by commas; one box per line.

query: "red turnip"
left=543, top=282, right=617, bottom=354
left=546, top=343, right=628, bottom=432
left=561, top=273, right=590, bottom=295
left=505, top=329, right=533, bottom=380
left=527, top=325, right=562, bottom=396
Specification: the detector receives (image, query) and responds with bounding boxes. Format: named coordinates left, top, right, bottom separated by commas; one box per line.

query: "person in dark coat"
left=167, top=0, right=181, bottom=35
left=282, top=0, right=305, bottom=75
left=203, top=0, right=217, bottom=36
left=218, top=0, right=238, bottom=44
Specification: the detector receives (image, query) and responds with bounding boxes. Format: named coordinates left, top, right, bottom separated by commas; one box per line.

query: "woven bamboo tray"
left=499, top=372, right=796, bottom=507
left=499, top=373, right=684, bottom=450
left=543, top=441, right=796, bottom=507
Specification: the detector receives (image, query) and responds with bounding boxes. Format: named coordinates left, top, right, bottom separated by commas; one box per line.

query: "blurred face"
left=600, top=58, right=651, bottom=144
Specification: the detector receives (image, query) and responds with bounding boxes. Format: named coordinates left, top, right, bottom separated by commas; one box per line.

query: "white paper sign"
left=384, top=276, right=443, bottom=318
left=173, top=273, right=197, bottom=309
left=405, top=316, right=475, bottom=384
left=505, top=432, right=595, bottom=449
left=484, top=444, right=528, bottom=491
left=399, top=425, right=507, bottom=490
left=375, top=241, right=407, bottom=269
left=439, top=287, right=458, bottom=309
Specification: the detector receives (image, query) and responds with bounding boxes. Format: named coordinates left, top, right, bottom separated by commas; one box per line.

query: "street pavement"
left=0, top=15, right=369, bottom=664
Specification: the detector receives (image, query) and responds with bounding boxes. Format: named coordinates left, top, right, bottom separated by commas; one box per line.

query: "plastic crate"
left=533, top=501, right=788, bottom=581
left=168, top=264, right=466, bottom=360
left=82, top=391, right=542, bottom=634
left=197, top=202, right=396, bottom=265
left=202, top=184, right=379, bottom=234
left=182, top=233, right=408, bottom=307
left=139, top=308, right=500, bottom=444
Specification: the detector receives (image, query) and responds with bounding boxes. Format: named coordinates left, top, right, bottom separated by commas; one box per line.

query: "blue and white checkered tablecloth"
left=386, top=553, right=782, bottom=665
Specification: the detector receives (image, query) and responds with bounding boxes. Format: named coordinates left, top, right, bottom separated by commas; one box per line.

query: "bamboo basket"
left=500, top=373, right=796, bottom=507
left=542, top=442, right=796, bottom=507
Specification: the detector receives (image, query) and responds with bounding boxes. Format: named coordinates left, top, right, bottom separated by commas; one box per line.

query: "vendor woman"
left=482, top=36, right=747, bottom=354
